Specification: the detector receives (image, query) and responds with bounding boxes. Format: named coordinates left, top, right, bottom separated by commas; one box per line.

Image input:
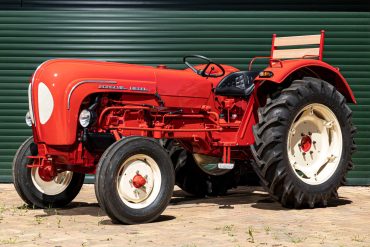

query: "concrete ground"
left=0, top=184, right=369, bottom=247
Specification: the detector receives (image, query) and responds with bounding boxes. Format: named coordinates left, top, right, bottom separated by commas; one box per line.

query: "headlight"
left=25, top=111, right=32, bottom=127
left=79, top=109, right=92, bottom=128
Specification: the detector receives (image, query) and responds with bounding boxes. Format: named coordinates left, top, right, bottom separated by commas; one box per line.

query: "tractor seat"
left=215, top=71, right=259, bottom=97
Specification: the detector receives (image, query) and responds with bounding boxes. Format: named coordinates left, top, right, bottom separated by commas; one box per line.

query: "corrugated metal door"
left=0, top=9, right=369, bottom=184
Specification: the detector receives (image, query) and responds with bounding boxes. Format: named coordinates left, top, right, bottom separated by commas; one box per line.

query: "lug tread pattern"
left=251, top=77, right=356, bottom=208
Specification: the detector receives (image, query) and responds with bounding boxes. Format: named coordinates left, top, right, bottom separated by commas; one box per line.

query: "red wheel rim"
left=300, top=135, right=312, bottom=152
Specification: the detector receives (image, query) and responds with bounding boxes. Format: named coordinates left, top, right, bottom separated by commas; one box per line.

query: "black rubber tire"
left=164, top=140, right=236, bottom=197
left=95, top=137, right=175, bottom=224
left=251, top=77, right=356, bottom=208
left=13, top=137, right=85, bottom=208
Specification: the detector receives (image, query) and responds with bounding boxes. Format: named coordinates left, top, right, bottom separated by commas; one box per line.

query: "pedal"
left=217, top=163, right=234, bottom=170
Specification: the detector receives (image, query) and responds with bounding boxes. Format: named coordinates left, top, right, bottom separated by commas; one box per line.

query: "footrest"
left=217, top=163, right=234, bottom=170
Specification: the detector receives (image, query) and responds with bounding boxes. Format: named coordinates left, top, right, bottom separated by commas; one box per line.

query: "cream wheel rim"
left=31, top=168, right=73, bottom=195
left=287, top=103, right=342, bottom=185
left=116, top=154, right=161, bottom=209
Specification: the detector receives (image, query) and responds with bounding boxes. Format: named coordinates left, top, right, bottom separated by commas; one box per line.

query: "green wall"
left=0, top=10, right=369, bottom=184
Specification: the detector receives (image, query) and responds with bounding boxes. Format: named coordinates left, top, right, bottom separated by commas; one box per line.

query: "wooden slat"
left=274, top=34, right=321, bottom=46
left=272, top=47, right=320, bottom=59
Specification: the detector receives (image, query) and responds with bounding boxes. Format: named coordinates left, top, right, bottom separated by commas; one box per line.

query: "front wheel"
left=252, top=78, right=356, bottom=208
left=13, top=137, right=85, bottom=208
left=95, top=137, right=175, bottom=224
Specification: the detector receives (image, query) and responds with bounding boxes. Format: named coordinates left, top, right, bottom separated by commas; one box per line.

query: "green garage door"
left=0, top=4, right=369, bottom=184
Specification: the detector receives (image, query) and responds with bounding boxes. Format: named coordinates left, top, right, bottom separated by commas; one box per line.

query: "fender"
left=255, top=59, right=356, bottom=103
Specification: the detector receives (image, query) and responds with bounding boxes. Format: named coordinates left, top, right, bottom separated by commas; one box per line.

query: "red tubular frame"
left=319, top=30, right=325, bottom=61
left=270, top=33, right=276, bottom=63
left=115, top=126, right=222, bottom=132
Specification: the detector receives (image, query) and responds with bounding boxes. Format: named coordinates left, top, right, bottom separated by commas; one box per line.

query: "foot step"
left=217, top=163, right=234, bottom=170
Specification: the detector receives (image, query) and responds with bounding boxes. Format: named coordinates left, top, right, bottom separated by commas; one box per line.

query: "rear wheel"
left=251, top=78, right=356, bottom=208
left=164, top=140, right=236, bottom=197
left=13, top=137, right=85, bottom=208
left=95, top=137, right=174, bottom=224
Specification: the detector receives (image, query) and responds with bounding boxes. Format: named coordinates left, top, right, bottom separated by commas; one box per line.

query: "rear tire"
left=95, top=137, right=174, bottom=224
left=13, top=137, right=85, bottom=208
left=173, top=149, right=236, bottom=197
left=251, top=78, right=356, bottom=208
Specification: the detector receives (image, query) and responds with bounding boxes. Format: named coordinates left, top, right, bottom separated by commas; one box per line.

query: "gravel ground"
left=0, top=184, right=369, bottom=247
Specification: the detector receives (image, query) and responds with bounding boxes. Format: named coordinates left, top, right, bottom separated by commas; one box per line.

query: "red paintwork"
left=254, top=59, right=356, bottom=103
left=31, top=59, right=157, bottom=145
left=251, top=31, right=355, bottom=103
left=319, top=30, right=325, bottom=61
left=31, top=59, right=240, bottom=146
left=27, top=34, right=356, bottom=176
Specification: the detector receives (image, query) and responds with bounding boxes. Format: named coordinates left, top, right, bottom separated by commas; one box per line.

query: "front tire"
left=251, top=78, right=356, bottom=208
left=95, top=137, right=175, bottom=224
left=13, top=137, right=85, bottom=208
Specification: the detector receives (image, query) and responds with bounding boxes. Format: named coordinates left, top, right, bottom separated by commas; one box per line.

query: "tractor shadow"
left=170, top=186, right=267, bottom=208
left=251, top=196, right=352, bottom=210
left=35, top=201, right=176, bottom=225
left=35, top=201, right=105, bottom=218
left=33, top=186, right=352, bottom=223
left=170, top=186, right=352, bottom=210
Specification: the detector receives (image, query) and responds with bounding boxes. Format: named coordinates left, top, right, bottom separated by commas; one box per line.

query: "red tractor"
left=13, top=31, right=356, bottom=224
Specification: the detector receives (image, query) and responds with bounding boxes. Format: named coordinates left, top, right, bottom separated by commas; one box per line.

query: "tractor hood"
left=29, top=59, right=235, bottom=145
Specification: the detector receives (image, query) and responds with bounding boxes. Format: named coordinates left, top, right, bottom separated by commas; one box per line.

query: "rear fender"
left=255, top=59, right=356, bottom=103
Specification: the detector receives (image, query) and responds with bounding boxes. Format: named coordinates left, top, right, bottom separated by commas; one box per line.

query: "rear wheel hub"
left=132, top=173, right=147, bottom=188
left=287, top=103, right=342, bottom=185
left=300, top=135, right=312, bottom=152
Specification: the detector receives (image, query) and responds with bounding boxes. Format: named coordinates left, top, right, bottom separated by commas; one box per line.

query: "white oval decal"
left=38, top=82, right=54, bottom=124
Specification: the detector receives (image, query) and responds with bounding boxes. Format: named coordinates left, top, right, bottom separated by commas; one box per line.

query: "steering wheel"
left=183, top=55, right=225, bottom=78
